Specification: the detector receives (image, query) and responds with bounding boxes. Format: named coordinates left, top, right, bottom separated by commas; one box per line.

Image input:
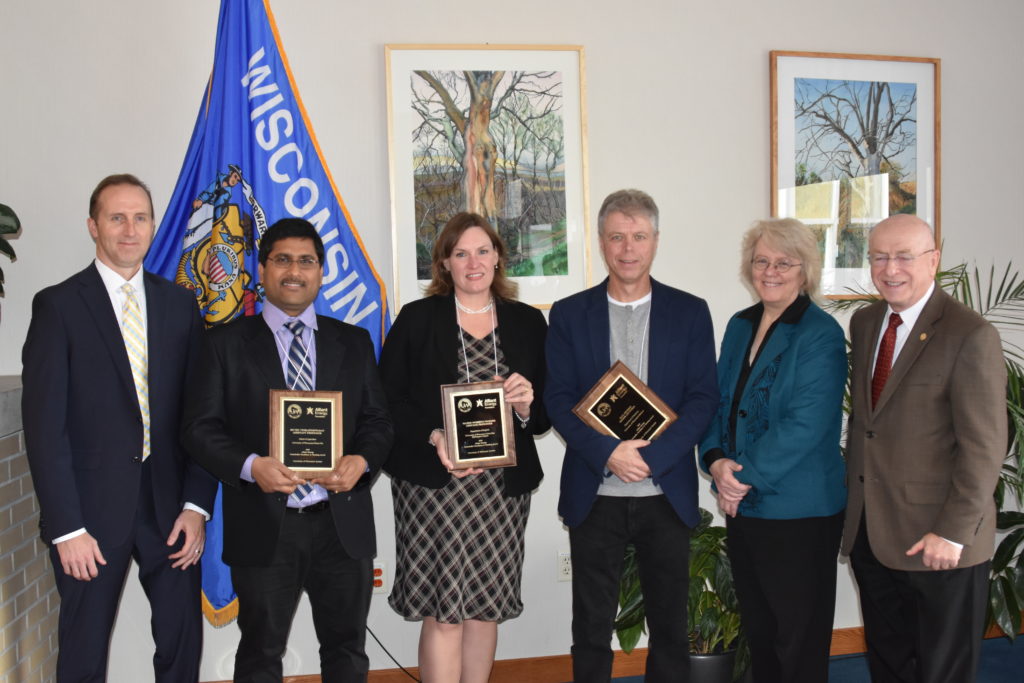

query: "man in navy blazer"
left=545, top=189, right=718, bottom=682
left=21, top=174, right=217, bottom=682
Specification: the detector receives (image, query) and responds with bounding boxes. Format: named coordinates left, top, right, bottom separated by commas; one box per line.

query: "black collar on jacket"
left=737, top=293, right=811, bottom=325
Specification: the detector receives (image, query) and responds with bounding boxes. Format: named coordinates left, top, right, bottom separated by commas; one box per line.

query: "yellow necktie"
left=120, top=283, right=151, bottom=460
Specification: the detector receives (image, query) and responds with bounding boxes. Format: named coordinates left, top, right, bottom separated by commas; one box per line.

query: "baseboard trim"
left=829, top=626, right=866, bottom=656
left=365, top=630, right=863, bottom=683
left=233, top=621, right=1023, bottom=683
left=363, top=650, right=644, bottom=683
left=267, top=650, right=645, bottom=683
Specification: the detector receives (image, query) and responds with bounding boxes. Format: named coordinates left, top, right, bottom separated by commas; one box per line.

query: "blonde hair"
left=740, top=218, right=821, bottom=300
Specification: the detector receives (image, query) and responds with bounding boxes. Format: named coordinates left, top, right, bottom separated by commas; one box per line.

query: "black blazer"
left=21, top=263, right=217, bottom=546
left=379, top=294, right=550, bottom=496
left=181, top=314, right=394, bottom=566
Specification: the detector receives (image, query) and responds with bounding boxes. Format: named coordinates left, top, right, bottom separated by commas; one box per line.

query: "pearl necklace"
left=454, top=295, right=494, bottom=314
left=455, top=299, right=499, bottom=383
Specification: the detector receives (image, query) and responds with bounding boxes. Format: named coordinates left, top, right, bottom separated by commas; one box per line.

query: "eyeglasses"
left=868, top=249, right=935, bottom=267
left=751, top=257, right=802, bottom=273
left=267, top=255, right=320, bottom=269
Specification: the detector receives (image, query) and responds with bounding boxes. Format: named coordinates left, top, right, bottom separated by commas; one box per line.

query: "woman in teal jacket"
left=699, top=218, right=846, bottom=683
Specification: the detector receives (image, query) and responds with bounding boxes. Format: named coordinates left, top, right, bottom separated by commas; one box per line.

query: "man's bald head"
left=868, top=214, right=940, bottom=312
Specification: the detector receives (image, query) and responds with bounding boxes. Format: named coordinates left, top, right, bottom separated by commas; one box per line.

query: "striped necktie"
left=285, top=320, right=315, bottom=502
left=284, top=320, right=313, bottom=391
left=120, top=283, right=150, bottom=460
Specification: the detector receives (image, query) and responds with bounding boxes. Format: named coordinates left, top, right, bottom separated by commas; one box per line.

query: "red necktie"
left=871, top=312, right=903, bottom=408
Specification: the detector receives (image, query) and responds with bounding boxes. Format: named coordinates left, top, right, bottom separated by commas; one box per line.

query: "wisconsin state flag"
left=145, top=0, right=390, bottom=626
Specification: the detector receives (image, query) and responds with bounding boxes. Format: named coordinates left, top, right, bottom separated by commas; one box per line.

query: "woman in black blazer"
left=379, top=212, right=549, bottom=683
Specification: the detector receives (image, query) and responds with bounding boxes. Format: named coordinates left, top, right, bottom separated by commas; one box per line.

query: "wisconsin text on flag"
left=241, top=48, right=382, bottom=328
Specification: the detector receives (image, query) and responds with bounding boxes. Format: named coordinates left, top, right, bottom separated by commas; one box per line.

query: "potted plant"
left=827, top=262, right=1024, bottom=639
left=614, top=507, right=750, bottom=682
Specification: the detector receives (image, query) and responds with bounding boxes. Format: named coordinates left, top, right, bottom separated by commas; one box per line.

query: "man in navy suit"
left=22, top=174, right=217, bottom=682
left=545, top=189, right=718, bottom=682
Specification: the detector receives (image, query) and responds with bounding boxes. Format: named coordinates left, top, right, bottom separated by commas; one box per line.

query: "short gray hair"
left=597, top=189, right=659, bottom=235
left=740, top=218, right=822, bottom=299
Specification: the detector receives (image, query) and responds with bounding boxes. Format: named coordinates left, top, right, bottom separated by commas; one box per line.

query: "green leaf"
left=991, top=572, right=1022, bottom=639
left=990, top=576, right=1013, bottom=638
left=614, top=544, right=646, bottom=644
left=0, top=203, right=21, bottom=235
left=993, top=528, right=1024, bottom=573
left=616, top=621, right=644, bottom=654
left=999, top=511, right=1024, bottom=529
left=1003, top=575, right=1021, bottom=637
left=712, top=553, right=738, bottom=610
left=692, top=508, right=713, bottom=536
left=613, top=592, right=645, bottom=631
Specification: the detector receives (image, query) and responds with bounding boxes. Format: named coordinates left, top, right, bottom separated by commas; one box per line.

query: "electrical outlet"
left=372, top=560, right=386, bottom=594
left=557, top=551, right=572, bottom=582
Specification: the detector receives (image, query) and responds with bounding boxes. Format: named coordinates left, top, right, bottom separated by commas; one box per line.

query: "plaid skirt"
left=389, top=469, right=530, bottom=623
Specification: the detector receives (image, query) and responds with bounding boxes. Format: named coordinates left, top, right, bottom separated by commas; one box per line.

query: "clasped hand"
left=709, top=458, right=751, bottom=518
left=606, top=440, right=652, bottom=482
left=251, top=454, right=367, bottom=494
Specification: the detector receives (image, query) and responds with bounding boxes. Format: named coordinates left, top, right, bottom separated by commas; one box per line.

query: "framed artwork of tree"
left=771, top=51, right=940, bottom=298
left=386, top=45, right=591, bottom=309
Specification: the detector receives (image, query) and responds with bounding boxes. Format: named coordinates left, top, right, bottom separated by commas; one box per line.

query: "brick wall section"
left=0, top=380, right=57, bottom=683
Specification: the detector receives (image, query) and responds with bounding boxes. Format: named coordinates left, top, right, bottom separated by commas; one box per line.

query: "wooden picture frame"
left=771, top=50, right=941, bottom=298
left=385, top=44, right=591, bottom=309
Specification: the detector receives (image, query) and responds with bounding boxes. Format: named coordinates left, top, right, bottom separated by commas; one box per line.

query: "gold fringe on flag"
left=202, top=591, right=239, bottom=628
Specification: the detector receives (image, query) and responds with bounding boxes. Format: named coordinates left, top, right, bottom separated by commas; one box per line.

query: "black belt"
left=286, top=500, right=330, bottom=515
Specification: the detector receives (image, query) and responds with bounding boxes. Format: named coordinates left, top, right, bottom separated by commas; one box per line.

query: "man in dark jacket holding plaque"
left=182, top=218, right=393, bottom=683
left=545, top=189, right=719, bottom=682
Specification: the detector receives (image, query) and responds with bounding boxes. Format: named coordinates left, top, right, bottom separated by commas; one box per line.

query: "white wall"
left=2, top=0, right=1023, bottom=680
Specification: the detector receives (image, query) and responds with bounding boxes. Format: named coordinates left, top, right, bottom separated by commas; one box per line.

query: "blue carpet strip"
left=602, top=636, right=1023, bottom=682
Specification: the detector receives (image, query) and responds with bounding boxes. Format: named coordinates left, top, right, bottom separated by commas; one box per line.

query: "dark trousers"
left=850, top=516, right=990, bottom=683
left=569, top=495, right=691, bottom=683
left=726, top=511, right=843, bottom=683
left=51, top=462, right=202, bottom=683
left=231, top=505, right=372, bottom=683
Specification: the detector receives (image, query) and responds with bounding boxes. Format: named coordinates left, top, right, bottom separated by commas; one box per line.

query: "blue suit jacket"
left=22, top=263, right=217, bottom=546
left=545, top=278, right=719, bottom=528
left=699, top=298, right=846, bottom=519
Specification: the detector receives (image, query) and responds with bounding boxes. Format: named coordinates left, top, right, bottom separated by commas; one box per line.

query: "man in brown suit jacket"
left=842, top=214, right=1006, bottom=683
